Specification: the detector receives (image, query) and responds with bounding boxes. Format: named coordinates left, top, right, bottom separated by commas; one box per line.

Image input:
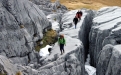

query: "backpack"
left=59, top=38, right=65, bottom=44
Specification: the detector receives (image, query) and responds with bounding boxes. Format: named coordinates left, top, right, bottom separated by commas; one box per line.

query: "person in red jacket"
left=76, top=10, right=83, bottom=20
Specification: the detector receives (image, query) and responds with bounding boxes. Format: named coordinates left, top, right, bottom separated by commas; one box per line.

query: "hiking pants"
left=74, top=22, right=77, bottom=29
left=60, top=44, right=64, bottom=53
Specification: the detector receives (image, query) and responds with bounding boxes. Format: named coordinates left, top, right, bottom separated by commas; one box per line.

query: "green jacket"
left=58, top=38, right=66, bottom=44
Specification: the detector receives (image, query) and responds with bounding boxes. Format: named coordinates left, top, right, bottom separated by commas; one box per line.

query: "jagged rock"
left=10, top=56, right=29, bottom=65
left=0, top=2, right=27, bottom=58
left=47, top=13, right=62, bottom=31
left=7, top=51, right=37, bottom=65
left=1, top=0, right=50, bottom=37
left=17, top=65, right=40, bottom=75
left=89, top=6, right=121, bottom=67
left=0, top=55, right=41, bottom=75
left=47, top=0, right=67, bottom=13
left=0, top=55, right=40, bottom=75
left=30, top=0, right=50, bottom=5
left=0, top=55, right=17, bottom=75
left=31, top=0, right=68, bottom=15
left=30, top=0, right=53, bottom=15
left=38, top=40, right=84, bottom=75
left=0, top=0, right=94, bottom=75
left=0, top=0, right=85, bottom=74
left=97, top=44, right=121, bottom=75
left=0, top=0, right=52, bottom=64
left=2, top=0, right=121, bottom=75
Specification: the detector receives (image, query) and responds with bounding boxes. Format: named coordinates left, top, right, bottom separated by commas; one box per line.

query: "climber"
left=73, top=16, right=78, bottom=29
left=58, top=34, right=66, bottom=55
left=76, top=10, right=83, bottom=20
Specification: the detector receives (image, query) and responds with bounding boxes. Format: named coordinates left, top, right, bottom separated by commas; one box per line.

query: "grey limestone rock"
left=10, top=56, right=29, bottom=65
left=0, top=0, right=83, bottom=75
left=2, top=0, right=121, bottom=75
left=30, top=0, right=50, bottom=5
left=31, top=0, right=67, bottom=15
left=97, top=44, right=121, bottom=75
left=0, top=55, right=17, bottom=75
left=0, top=0, right=51, bottom=65
left=89, top=6, right=121, bottom=67
left=37, top=42, right=85, bottom=75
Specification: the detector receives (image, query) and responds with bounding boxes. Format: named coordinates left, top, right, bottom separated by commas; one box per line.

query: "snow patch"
left=85, top=65, right=96, bottom=75
left=39, top=45, right=52, bottom=57
left=85, top=54, right=90, bottom=65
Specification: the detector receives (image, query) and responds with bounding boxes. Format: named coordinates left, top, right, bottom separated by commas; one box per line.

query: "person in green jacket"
left=58, top=35, right=66, bottom=55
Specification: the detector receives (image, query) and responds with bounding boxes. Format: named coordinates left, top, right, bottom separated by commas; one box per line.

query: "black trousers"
left=60, top=44, right=64, bottom=53
left=74, top=22, right=78, bottom=29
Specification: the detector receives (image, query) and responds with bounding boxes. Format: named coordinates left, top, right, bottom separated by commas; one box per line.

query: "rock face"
left=0, top=55, right=17, bottom=75
left=0, top=55, right=41, bottom=75
left=95, top=7, right=121, bottom=75
left=97, top=44, right=121, bottom=75
left=89, top=6, right=121, bottom=67
left=0, top=0, right=51, bottom=65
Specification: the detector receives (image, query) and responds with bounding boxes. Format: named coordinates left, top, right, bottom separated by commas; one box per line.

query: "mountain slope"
left=51, top=0, right=121, bottom=10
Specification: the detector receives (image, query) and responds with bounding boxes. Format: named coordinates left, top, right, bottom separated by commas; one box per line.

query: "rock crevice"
left=79, top=10, right=95, bottom=61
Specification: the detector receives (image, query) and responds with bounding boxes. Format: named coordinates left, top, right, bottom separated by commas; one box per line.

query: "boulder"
left=97, top=44, right=121, bottom=75
left=0, top=55, right=17, bottom=75
left=0, top=55, right=40, bottom=75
